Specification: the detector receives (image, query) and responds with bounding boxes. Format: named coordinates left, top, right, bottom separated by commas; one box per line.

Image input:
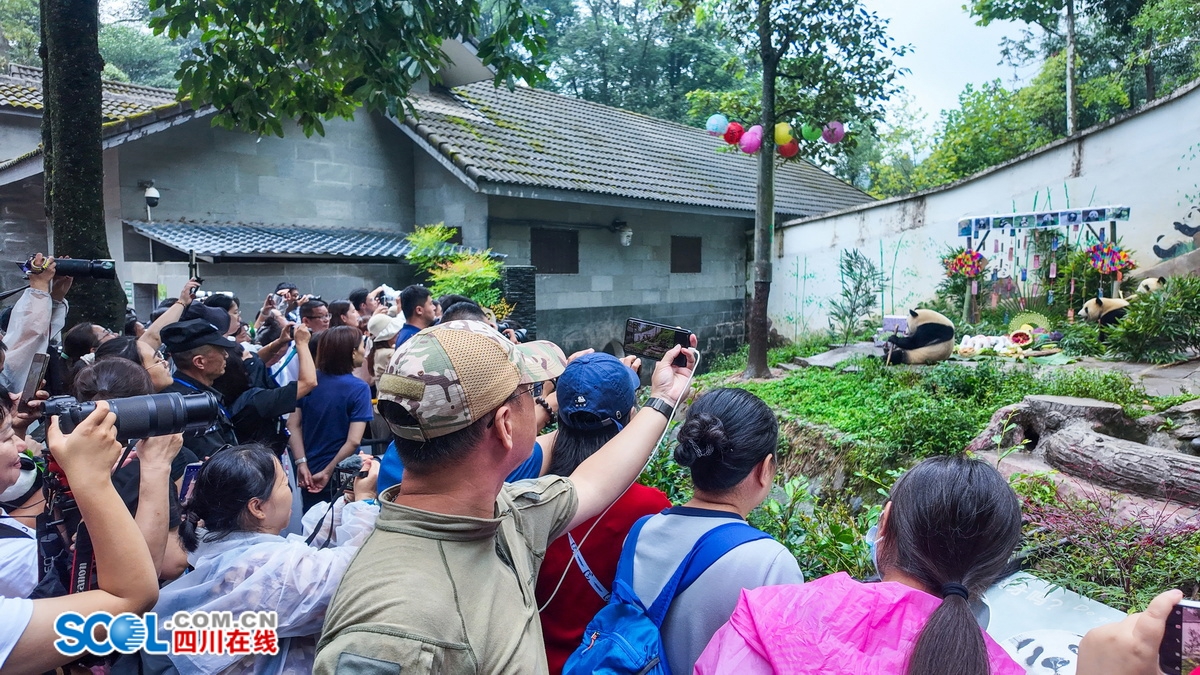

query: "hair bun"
left=675, top=412, right=729, bottom=467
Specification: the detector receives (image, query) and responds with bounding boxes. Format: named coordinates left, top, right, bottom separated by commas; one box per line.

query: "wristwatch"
left=643, top=397, right=674, bottom=419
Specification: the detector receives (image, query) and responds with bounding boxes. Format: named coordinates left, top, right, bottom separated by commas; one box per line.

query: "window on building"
left=447, top=227, right=464, bottom=245
left=671, top=236, right=702, bottom=273
left=531, top=228, right=579, bottom=274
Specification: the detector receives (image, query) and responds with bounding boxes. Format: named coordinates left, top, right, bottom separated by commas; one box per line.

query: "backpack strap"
left=612, top=514, right=654, bottom=600
left=644, top=522, right=770, bottom=627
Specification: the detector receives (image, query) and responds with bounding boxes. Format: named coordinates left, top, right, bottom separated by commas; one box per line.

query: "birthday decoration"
left=774, top=122, right=793, bottom=146
left=778, top=139, right=800, bottom=158
left=1086, top=241, right=1136, bottom=275
left=945, top=249, right=987, bottom=278
left=739, top=125, right=764, bottom=154
left=706, top=114, right=729, bottom=136
left=956, top=206, right=1132, bottom=237
left=723, top=122, right=744, bottom=145
left=822, top=121, right=846, bottom=144
left=800, top=123, right=822, bottom=141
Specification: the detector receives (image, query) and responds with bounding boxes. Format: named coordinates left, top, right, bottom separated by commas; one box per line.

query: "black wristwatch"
left=643, top=397, right=674, bottom=419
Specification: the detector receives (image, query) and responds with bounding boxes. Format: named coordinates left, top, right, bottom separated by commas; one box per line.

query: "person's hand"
left=296, top=462, right=313, bottom=490
left=1077, top=588, right=1182, bottom=675
left=309, top=468, right=331, bottom=493
left=566, top=348, right=594, bottom=363
left=649, top=335, right=698, bottom=407
left=620, top=354, right=642, bottom=375
left=352, top=453, right=379, bottom=502
left=294, top=324, right=312, bottom=347
left=46, top=403, right=121, bottom=487
left=50, top=266, right=74, bottom=302
left=178, top=279, right=201, bottom=305
left=502, top=328, right=519, bottom=344
left=299, top=294, right=313, bottom=306
left=10, top=389, right=48, bottom=437
left=261, top=293, right=276, bottom=314
left=26, top=253, right=55, bottom=292
left=134, top=434, right=183, bottom=471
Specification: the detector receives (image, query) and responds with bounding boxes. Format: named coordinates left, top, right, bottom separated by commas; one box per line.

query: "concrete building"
left=0, top=51, right=871, bottom=356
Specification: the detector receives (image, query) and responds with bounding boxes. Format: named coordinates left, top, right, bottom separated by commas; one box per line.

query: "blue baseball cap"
left=557, top=352, right=640, bottom=430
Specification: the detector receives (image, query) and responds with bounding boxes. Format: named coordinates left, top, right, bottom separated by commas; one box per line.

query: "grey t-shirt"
left=631, top=507, right=804, bottom=674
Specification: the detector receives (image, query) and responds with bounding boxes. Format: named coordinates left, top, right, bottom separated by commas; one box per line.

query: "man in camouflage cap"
left=316, top=320, right=696, bottom=674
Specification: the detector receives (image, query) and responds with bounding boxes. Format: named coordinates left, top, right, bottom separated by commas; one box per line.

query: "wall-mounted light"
left=611, top=218, right=633, bottom=247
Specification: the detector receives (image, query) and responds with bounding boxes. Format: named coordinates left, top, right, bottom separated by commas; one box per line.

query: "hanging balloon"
left=745, top=124, right=763, bottom=138
left=739, top=130, right=763, bottom=154
left=706, top=114, right=729, bottom=136
left=777, top=139, right=800, bottom=158
left=822, top=121, right=846, bottom=144
left=774, top=122, right=793, bottom=146
left=800, top=122, right=822, bottom=141
left=723, top=122, right=744, bottom=145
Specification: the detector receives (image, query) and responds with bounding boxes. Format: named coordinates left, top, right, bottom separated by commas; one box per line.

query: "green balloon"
left=800, top=123, right=822, bottom=141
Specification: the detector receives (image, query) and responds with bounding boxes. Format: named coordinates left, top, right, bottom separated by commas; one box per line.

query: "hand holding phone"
left=17, top=353, right=50, bottom=415
left=623, top=318, right=694, bottom=368
left=1160, top=597, right=1200, bottom=675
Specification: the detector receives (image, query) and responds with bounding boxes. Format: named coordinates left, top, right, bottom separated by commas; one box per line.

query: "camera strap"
left=70, top=521, right=96, bottom=593
left=0, top=284, right=30, bottom=301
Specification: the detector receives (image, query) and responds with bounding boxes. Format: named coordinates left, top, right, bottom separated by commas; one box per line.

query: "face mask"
left=865, top=524, right=882, bottom=575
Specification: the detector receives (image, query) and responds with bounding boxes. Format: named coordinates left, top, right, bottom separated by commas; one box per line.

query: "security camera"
left=144, top=185, right=160, bottom=208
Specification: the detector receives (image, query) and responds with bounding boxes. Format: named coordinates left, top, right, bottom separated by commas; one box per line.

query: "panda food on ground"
left=884, top=308, right=955, bottom=365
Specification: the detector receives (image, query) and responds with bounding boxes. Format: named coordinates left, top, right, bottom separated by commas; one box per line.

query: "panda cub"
left=884, top=309, right=956, bottom=365
left=1078, top=297, right=1129, bottom=329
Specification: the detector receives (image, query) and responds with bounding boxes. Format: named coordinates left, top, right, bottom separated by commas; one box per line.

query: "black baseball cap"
left=161, top=319, right=236, bottom=354
left=181, top=301, right=231, bottom=335
left=275, top=282, right=298, bottom=293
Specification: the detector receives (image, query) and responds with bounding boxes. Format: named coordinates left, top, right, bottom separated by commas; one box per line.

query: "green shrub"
left=754, top=476, right=881, bottom=580
left=1107, top=275, right=1200, bottom=363
left=1039, top=368, right=1146, bottom=408
left=879, top=389, right=985, bottom=460
left=1057, top=322, right=1105, bottom=357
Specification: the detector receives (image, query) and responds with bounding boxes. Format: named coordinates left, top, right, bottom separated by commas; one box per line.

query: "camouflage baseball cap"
left=376, top=320, right=566, bottom=442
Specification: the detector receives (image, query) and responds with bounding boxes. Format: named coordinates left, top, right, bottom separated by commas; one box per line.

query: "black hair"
left=299, top=299, right=328, bottom=320
left=436, top=294, right=472, bottom=310
left=879, top=455, right=1022, bottom=675
left=400, top=285, right=431, bottom=320
left=674, top=388, right=778, bottom=493
left=0, top=382, right=11, bottom=424
left=203, top=294, right=240, bottom=312
left=390, top=410, right=490, bottom=476
left=157, top=297, right=178, bottom=309
left=178, top=444, right=280, bottom=552
left=123, top=317, right=143, bottom=336
left=328, top=299, right=354, bottom=328
left=95, top=336, right=141, bottom=365
left=348, top=288, right=370, bottom=313
left=150, top=306, right=170, bottom=323
left=440, top=301, right=486, bottom=323
left=546, top=426, right=620, bottom=476
left=62, top=323, right=99, bottom=361
left=72, top=358, right=153, bottom=401
left=274, top=282, right=298, bottom=293
left=256, top=315, right=284, bottom=346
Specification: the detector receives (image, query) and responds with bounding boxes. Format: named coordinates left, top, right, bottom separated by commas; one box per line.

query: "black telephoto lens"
left=51, top=392, right=219, bottom=442
left=53, top=259, right=117, bottom=280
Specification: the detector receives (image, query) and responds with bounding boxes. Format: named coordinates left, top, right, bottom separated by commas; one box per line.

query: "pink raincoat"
left=694, top=573, right=1024, bottom=675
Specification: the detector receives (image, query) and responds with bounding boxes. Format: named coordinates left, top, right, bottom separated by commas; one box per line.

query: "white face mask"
left=866, top=524, right=882, bottom=574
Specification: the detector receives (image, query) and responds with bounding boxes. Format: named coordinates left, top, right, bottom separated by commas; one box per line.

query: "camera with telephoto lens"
left=20, top=256, right=117, bottom=279
left=42, top=392, right=220, bottom=442
left=333, top=454, right=364, bottom=495
left=496, top=321, right=528, bottom=343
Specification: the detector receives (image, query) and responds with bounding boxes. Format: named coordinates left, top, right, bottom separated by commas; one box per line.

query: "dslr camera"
left=43, top=392, right=220, bottom=443
left=333, top=454, right=363, bottom=495
left=20, top=256, right=116, bottom=280
left=496, top=321, right=528, bottom=343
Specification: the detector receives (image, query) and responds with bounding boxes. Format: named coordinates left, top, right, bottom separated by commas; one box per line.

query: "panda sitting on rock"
left=883, top=308, right=956, bottom=365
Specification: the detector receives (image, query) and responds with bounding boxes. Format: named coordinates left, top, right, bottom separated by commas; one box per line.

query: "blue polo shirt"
left=395, top=323, right=421, bottom=347
left=377, top=441, right=544, bottom=493
left=297, top=371, right=374, bottom=474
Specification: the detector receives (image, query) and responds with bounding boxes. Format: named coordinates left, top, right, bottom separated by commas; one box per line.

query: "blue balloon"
left=706, top=114, right=729, bottom=136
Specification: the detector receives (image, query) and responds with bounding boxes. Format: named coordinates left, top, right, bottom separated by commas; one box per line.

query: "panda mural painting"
left=883, top=309, right=956, bottom=365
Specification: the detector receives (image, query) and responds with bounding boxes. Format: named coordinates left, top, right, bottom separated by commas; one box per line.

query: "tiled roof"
left=405, top=83, right=874, bottom=218
left=0, top=64, right=179, bottom=122
left=125, top=220, right=487, bottom=259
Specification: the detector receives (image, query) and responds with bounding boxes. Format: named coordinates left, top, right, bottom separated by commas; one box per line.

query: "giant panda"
left=883, top=308, right=955, bottom=365
left=1136, top=276, right=1166, bottom=295
left=1078, top=297, right=1129, bottom=328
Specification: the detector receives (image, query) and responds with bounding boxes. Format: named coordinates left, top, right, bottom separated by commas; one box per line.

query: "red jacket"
left=536, top=483, right=671, bottom=674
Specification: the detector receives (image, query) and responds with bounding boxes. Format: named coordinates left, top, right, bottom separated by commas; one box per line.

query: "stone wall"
left=412, top=151, right=489, bottom=248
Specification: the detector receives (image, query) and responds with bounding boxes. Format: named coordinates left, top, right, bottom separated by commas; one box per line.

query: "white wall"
left=771, top=80, right=1200, bottom=339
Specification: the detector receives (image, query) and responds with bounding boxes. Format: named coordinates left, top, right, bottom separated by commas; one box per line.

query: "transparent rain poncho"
left=0, top=288, right=67, bottom=391
left=144, top=500, right=379, bottom=675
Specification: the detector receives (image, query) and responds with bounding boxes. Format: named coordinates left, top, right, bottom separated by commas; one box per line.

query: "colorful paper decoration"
left=777, top=139, right=800, bottom=158
left=774, top=122, right=793, bottom=146
left=945, top=250, right=987, bottom=278
left=1032, top=254, right=1041, bottom=270
left=1049, top=262, right=1057, bottom=278
left=739, top=125, right=763, bottom=153
left=801, top=123, right=822, bottom=141
left=706, top=114, right=729, bottom=136
left=1086, top=241, right=1135, bottom=275
left=723, top=122, right=744, bottom=145
left=822, top=121, right=845, bottom=144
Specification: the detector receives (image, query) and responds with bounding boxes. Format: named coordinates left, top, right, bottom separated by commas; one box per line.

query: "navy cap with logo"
left=556, top=352, right=641, bottom=431
left=161, top=318, right=236, bottom=354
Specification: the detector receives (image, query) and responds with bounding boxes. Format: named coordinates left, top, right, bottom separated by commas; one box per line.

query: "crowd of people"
left=0, top=253, right=1186, bottom=675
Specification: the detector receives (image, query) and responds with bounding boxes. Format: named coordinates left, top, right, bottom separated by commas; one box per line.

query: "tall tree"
left=150, top=0, right=550, bottom=137
left=691, top=0, right=904, bottom=378
left=41, top=0, right=127, bottom=327
left=98, top=23, right=181, bottom=87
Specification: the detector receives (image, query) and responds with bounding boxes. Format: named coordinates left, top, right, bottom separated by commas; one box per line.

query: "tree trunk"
left=42, top=0, right=126, bottom=329
left=1143, top=35, right=1156, bottom=101
left=1065, top=0, right=1078, bottom=136
left=744, top=0, right=775, bottom=380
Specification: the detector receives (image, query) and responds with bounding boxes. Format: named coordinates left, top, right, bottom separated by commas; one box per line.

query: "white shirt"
left=270, top=345, right=301, bottom=388
left=0, top=596, right=33, bottom=667
left=0, top=510, right=38, bottom=598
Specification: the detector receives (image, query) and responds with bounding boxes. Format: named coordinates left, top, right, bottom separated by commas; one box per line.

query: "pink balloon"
left=822, top=121, right=845, bottom=144
left=739, top=130, right=763, bottom=154
left=745, top=124, right=763, bottom=138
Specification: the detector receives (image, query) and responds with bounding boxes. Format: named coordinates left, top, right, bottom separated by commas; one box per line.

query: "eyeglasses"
left=486, top=384, right=538, bottom=429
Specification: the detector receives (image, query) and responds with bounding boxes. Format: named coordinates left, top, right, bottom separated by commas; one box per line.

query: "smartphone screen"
left=16, top=353, right=50, bottom=414
left=1160, top=599, right=1200, bottom=675
left=179, top=461, right=203, bottom=504
left=623, top=318, right=692, bottom=367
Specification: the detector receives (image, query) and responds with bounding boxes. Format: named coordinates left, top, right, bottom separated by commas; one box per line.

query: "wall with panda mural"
left=771, top=78, right=1200, bottom=339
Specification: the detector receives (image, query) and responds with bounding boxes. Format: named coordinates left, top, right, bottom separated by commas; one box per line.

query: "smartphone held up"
left=623, top=318, right=692, bottom=368
left=1160, top=599, right=1200, bottom=675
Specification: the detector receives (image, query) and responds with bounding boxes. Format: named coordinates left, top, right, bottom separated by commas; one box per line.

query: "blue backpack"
left=562, top=515, right=770, bottom=675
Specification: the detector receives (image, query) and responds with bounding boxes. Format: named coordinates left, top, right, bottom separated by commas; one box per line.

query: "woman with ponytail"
left=144, top=444, right=380, bottom=675
left=626, top=387, right=803, bottom=675
left=695, top=455, right=1025, bottom=675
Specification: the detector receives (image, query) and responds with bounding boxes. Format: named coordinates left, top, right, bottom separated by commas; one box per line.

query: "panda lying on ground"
left=883, top=309, right=956, bottom=365
left=1078, top=297, right=1129, bottom=328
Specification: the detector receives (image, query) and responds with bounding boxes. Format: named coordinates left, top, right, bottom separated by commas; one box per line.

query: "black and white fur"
left=1136, top=276, right=1166, bottom=295
left=884, top=309, right=955, bottom=365
left=1078, top=297, right=1129, bottom=328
